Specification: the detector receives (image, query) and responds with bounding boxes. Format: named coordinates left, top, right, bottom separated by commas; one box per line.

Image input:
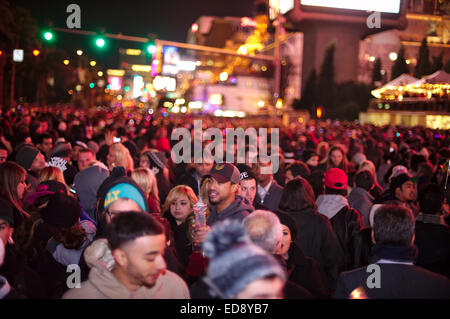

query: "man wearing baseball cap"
left=316, top=168, right=362, bottom=272
left=376, top=169, right=419, bottom=216
left=192, top=163, right=254, bottom=245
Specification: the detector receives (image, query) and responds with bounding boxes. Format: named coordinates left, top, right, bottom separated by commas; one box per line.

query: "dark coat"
left=276, top=250, right=328, bottom=299
left=278, top=208, right=344, bottom=292
left=166, top=213, right=193, bottom=268
left=0, top=244, right=46, bottom=299
left=317, top=194, right=363, bottom=272
left=334, top=263, right=450, bottom=299
left=254, top=179, right=283, bottom=212
left=414, top=220, right=450, bottom=278
left=329, top=206, right=363, bottom=272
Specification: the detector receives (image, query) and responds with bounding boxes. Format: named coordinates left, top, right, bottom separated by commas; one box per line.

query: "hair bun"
left=202, top=220, right=249, bottom=258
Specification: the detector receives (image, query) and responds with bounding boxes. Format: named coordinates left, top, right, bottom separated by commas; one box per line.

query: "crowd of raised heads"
left=0, top=106, right=449, bottom=299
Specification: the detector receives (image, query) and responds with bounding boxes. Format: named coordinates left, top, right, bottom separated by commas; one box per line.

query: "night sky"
left=13, top=0, right=255, bottom=68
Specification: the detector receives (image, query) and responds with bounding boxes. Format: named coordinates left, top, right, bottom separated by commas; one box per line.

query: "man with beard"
left=63, top=212, right=189, bottom=299
left=192, top=163, right=254, bottom=245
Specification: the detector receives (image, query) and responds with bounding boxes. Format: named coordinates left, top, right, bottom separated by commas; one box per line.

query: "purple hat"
left=24, top=180, right=67, bottom=205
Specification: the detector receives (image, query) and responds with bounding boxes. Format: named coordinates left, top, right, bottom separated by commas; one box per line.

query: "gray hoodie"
left=207, top=195, right=254, bottom=226
left=316, top=195, right=349, bottom=220
left=74, top=166, right=110, bottom=222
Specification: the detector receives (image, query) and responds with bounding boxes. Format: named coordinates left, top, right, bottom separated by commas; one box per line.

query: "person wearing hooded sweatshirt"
left=78, top=167, right=185, bottom=282
left=317, top=168, right=363, bottom=272
left=73, top=165, right=110, bottom=224
left=63, top=212, right=189, bottom=299
left=192, top=163, right=254, bottom=246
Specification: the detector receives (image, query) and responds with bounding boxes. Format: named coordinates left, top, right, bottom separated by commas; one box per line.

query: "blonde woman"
left=38, top=166, right=67, bottom=185
left=106, top=143, right=134, bottom=173
left=162, top=185, right=200, bottom=267
left=131, top=167, right=161, bottom=214
left=139, top=149, right=171, bottom=204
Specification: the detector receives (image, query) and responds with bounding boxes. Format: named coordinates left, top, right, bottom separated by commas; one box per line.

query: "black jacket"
left=334, top=263, right=450, bottom=299
left=166, top=213, right=193, bottom=268
left=317, top=195, right=363, bottom=272
left=278, top=208, right=344, bottom=292
left=284, top=242, right=329, bottom=299
left=329, top=206, right=363, bottom=272
left=0, top=244, right=46, bottom=299
left=414, top=220, right=450, bottom=278
left=254, top=179, right=283, bottom=212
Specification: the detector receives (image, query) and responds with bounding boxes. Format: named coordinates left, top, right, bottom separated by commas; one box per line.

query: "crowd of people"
left=0, top=105, right=449, bottom=299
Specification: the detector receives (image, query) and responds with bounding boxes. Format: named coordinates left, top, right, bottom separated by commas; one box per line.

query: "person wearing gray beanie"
left=200, top=220, right=287, bottom=299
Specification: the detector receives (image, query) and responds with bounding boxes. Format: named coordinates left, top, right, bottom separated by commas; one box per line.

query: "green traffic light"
left=96, top=38, right=105, bottom=48
left=43, top=31, right=53, bottom=41
left=89, top=82, right=95, bottom=88
left=147, top=44, right=156, bottom=54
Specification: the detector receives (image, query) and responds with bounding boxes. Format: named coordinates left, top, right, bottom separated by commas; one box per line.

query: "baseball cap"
left=389, top=165, right=409, bottom=182
left=236, top=164, right=256, bottom=182
left=205, top=163, right=240, bottom=184
left=24, top=180, right=68, bottom=205
left=390, top=173, right=418, bottom=192
left=324, top=168, right=348, bottom=191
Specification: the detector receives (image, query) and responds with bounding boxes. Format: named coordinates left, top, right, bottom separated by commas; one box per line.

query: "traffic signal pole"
left=51, top=27, right=275, bottom=61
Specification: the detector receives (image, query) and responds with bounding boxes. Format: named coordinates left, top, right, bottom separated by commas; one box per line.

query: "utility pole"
left=274, top=8, right=282, bottom=110
left=10, top=42, right=19, bottom=107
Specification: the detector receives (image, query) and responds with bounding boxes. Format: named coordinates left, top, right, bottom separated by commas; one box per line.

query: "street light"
left=76, top=50, right=83, bottom=56
left=98, top=71, right=103, bottom=76
left=64, top=59, right=70, bottom=65
left=389, top=52, right=398, bottom=61
left=33, top=50, right=40, bottom=56
left=90, top=60, right=96, bottom=66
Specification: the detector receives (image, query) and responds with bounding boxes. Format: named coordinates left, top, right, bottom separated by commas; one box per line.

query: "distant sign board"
left=300, top=0, right=401, bottom=14
left=13, top=49, right=24, bottom=62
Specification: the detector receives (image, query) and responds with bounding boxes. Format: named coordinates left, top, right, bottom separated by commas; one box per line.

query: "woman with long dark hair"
left=278, top=177, right=343, bottom=293
left=0, top=161, right=30, bottom=230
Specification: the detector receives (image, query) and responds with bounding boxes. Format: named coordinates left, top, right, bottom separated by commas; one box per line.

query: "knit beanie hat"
left=202, top=220, right=287, bottom=298
left=41, top=193, right=82, bottom=228
left=16, top=144, right=39, bottom=170
left=96, top=166, right=147, bottom=213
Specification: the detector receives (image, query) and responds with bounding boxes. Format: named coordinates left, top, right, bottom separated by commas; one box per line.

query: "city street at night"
left=0, top=0, right=449, bottom=307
